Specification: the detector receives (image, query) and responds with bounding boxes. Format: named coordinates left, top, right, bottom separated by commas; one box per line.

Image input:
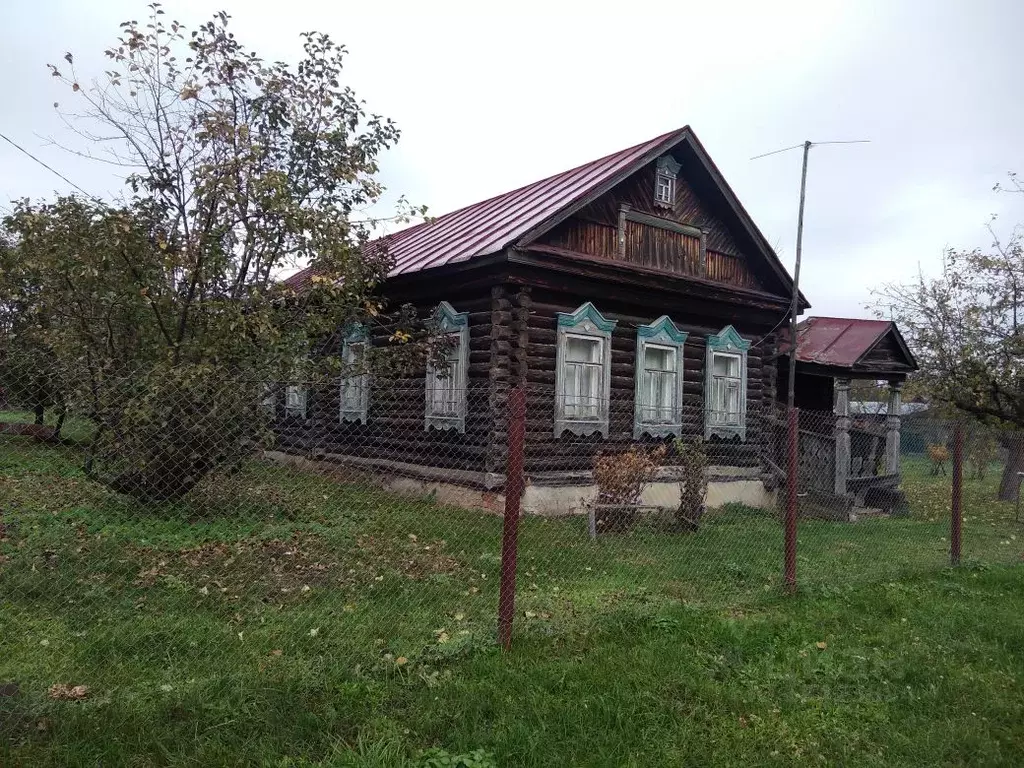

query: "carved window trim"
left=340, top=322, right=370, bottom=424
left=704, top=325, right=751, bottom=441
left=425, top=301, right=469, bottom=433
left=634, top=315, right=688, bottom=438
left=654, top=154, right=681, bottom=208
left=555, top=302, right=616, bottom=437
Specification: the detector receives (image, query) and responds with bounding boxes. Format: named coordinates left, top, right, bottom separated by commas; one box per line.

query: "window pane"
left=346, top=342, right=365, bottom=366
left=429, top=358, right=462, bottom=417
left=725, top=380, right=740, bottom=421
left=644, top=345, right=675, bottom=372
left=712, top=354, right=739, bottom=377
left=566, top=336, right=601, bottom=363
left=580, top=365, right=599, bottom=417
left=444, top=333, right=461, bottom=362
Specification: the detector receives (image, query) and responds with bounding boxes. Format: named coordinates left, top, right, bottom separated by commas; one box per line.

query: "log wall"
left=520, top=287, right=781, bottom=473
left=271, top=286, right=506, bottom=475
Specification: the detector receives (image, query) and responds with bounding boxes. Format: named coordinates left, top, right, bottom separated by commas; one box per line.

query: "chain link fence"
left=1, top=370, right=1022, bottom=734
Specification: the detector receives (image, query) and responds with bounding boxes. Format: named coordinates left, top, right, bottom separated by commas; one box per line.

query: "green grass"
left=1, top=438, right=1023, bottom=766
left=0, top=410, right=96, bottom=444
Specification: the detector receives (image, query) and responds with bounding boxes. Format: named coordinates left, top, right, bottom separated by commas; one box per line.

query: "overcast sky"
left=2, top=0, right=1022, bottom=318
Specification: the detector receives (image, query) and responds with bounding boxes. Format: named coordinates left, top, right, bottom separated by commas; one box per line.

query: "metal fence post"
left=951, top=420, right=964, bottom=566
left=497, top=386, right=526, bottom=650
left=784, top=406, right=799, bottom=593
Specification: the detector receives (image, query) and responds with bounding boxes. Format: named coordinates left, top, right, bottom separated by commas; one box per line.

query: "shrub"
left=592, top=444, right=665, bottom=533
left=927, top=444, right=949, bottom=476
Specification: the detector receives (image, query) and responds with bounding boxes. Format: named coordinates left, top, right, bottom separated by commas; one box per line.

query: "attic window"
left=654, top=155, right=681, bottom=208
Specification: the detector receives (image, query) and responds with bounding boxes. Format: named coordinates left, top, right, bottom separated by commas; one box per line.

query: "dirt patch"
left=133, top=534, right=339, bottom=599
left=354, top=534, right=461, bottom=580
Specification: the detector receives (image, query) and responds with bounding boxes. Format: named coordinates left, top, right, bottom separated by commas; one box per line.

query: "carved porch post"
left=834, top=377, right=851, bottom=495
left=885, top=380, right=903, bottom=475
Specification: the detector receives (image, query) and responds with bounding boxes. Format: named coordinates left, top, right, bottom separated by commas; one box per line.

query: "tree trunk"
left=53, top=406, right=67, bottom=441
left=997, top=435, right=1024, bottom=501
left=33, top=403, right=45, bottom=426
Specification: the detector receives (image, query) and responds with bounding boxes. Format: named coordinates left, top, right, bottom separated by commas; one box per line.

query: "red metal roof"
left=783, top=316, right=897, bottom=367
left=284, top=127, right=690, bottom=288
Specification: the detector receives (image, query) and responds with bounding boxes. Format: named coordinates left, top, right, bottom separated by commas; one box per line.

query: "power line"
left=751, top=139, right=870, bottom=161
left=0, top=131, right=99, bottom=201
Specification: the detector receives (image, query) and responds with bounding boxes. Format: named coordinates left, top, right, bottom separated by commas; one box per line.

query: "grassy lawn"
left=1, top=436, right=1023, bottom=766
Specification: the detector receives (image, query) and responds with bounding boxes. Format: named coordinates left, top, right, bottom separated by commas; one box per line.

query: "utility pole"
left=751, top=138, right=870, bottom=409
left=786, top=141, right=811, bottom=411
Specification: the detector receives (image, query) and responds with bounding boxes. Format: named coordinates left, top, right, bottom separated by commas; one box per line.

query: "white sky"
left=2, top=0, right=1023, bottom=317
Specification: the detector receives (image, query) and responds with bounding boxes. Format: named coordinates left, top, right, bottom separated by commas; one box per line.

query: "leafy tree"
left=872, top=175, right=1024, bottom=500
left=0, top=4, right=423, bottom=501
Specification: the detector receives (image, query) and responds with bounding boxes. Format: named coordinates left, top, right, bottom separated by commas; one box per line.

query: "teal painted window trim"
left=425, top=302, right=470, bottom=434
left=340, top=321, right=371, bottom=424
left=556, top=302, right=616, bottom=334
left=555, top=303, right=616, bottom=437
left=706, top=324, right=751, bottom=352
left=634, top=316, right=688, bottom=439
left=704, top=325, right=749, bottom=441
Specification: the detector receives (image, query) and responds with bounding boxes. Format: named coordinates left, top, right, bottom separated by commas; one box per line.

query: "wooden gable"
left=537, top=153, right=770, bottom=294
left=858, top=329, right=916, bottom=374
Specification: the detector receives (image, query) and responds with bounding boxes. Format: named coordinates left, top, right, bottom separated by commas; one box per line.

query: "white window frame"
left=425, top=301, right=469, bottom=433
left=340, top=323, right=370, bottom=424
left=654, top=154, right=681, bottom=209
left=555, top=302, right=616, bottom=437
left=704, top=325, right=751, bottom=441
left=285, top=384, right=307, bottom=420
left=634, top=315, right=688, bottom=438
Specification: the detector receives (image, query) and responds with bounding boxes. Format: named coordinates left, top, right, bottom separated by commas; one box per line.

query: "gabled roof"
left=780, top=316, right=917, bottom=372
left=284, top=126, right=801, bottom=301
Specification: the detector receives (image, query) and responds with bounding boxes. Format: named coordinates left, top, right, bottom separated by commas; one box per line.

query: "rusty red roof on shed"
left=283, top=127, right=689, bottom=288
left=783, top=316, right=896, bottom=367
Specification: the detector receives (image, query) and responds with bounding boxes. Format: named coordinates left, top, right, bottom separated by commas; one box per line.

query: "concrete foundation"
left=264, top=450, right=775, bottom=517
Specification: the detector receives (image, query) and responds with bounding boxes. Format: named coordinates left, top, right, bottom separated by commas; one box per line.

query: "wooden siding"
left=574, top=164, right=743, bottom=255
left=540, top=161, right=763, bottom=290
left=860, top=332, right=913, bottom=371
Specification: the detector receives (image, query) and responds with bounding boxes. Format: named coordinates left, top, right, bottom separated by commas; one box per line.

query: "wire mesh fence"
left=1, top=369, right=1022, bottom=725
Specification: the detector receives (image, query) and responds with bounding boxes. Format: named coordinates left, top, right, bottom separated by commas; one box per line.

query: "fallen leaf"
left=454, top=613, right=465, bottom=622
left=309, top=627, right=320, bottom=637
left=816, top=641, right=828, bottom=650
left=270, top=649, right=283, bottom=656
left=396, top=656, right=408, bottom=666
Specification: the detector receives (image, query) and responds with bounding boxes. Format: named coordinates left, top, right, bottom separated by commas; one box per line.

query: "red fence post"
left=951, top=420, right=964, bottom=566
left=784, top=406, right=799, bottom=593
left=497, top=386, right=527, bottom=651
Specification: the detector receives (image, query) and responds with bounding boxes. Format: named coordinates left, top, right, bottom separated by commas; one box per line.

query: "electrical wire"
left=0, top=131, right=99, bottom=201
